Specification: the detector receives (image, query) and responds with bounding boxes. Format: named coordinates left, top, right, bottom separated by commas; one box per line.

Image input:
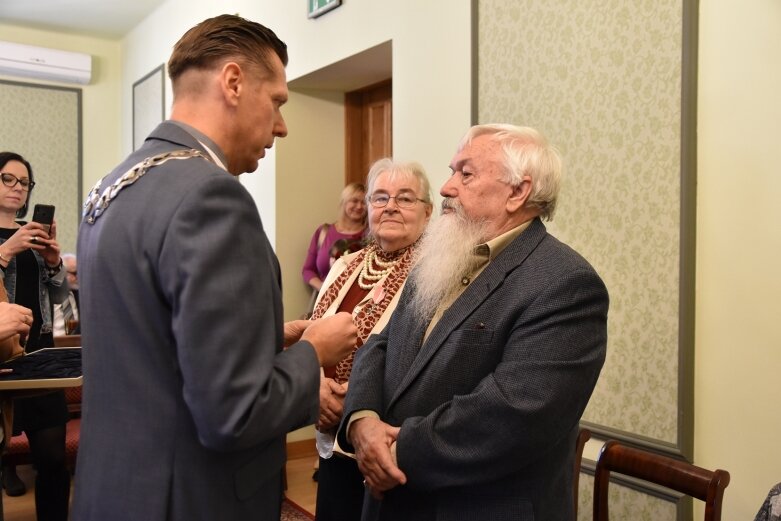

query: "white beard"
left=408, top=198, right=488, bottom=320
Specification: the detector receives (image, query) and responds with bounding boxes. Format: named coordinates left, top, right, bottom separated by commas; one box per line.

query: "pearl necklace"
left=358, top=248, right=400, bottom=290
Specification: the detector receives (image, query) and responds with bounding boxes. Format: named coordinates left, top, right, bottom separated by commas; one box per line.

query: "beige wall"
left=695, top=0, right=781, bottom=518
left=276, top=89, right=346, bottom=322
left=0, top=24, right=123, bottom=202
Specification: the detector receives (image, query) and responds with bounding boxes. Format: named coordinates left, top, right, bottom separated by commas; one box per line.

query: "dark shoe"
left=2, top=465, right=26, bottom=497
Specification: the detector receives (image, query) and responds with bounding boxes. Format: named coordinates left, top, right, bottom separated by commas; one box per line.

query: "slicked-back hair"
left=168, top=14, right=288, bottom=89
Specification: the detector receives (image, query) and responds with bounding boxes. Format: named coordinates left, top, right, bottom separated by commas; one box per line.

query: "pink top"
left=301, top=224, right=366, bottom=284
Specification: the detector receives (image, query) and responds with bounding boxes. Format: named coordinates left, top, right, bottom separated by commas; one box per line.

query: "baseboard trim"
left=287, top=437, right=317, bottom=459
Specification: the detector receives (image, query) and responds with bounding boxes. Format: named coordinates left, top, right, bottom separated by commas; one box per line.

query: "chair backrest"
left=593, top=440, right=730, bottom=521
left=53, top=334, right=81, bottom=347
left=64, top=384, right=82, bottom=416
left=573, top=427, right=591, bottom=518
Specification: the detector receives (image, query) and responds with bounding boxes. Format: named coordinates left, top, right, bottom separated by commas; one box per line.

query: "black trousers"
left=315, top=455, right=365, bottom=521
left=11, top=391, right=70, bottom=521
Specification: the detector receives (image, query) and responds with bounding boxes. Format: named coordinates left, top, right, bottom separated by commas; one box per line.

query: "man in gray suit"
left=72, top=15, right=357, bottom=521
left=337, top=124, right=609, bottom=520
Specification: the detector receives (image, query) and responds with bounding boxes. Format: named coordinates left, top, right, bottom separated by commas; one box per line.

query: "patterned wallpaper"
left=0, top=80, right=81, bottom=254
left=478, top=0, right=684, bottom=446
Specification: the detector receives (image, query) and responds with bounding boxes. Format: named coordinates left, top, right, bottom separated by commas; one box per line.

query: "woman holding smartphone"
left=0, top=151, right=70, bottom=521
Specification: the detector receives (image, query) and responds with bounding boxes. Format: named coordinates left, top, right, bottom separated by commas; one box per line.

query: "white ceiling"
left=0, top=1, right=393, bottom=91
left=0, top=0, right=166, bottom=39
left=289, top=41, right=392, bottom=92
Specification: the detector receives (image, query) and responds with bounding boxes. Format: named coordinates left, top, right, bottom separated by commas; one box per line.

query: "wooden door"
left=345, top=80, right=392, bottom=186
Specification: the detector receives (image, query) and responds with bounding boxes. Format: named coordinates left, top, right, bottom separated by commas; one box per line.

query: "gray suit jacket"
left=338, top=218, right=609, bottom=521
left=72, top=122, right=320, bottom=521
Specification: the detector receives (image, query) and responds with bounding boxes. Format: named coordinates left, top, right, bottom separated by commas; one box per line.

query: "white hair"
left=458, top=124, right=563, bottom=220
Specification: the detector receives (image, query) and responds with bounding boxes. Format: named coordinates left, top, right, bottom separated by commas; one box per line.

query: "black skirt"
left=12, top=390, right=69, bottom=435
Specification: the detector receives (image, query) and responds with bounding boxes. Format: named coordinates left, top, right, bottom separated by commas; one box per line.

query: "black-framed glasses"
left=0, top=173, right=35, bottom=191
left=368, top=193, right=426, bottom=209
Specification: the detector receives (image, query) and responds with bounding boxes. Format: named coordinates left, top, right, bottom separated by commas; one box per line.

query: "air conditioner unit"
left=0, top=41, right=92, bottom=85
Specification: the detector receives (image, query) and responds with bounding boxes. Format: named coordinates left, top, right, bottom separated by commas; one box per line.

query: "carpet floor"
left=281, top=497, right=314, bottom=520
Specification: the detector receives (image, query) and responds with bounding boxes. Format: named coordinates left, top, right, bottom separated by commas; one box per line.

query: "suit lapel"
left=387, top=219, right=549, bottom=408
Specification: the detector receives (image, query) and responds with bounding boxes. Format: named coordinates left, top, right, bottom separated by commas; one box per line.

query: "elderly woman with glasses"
left=0, top=151, right=71, bottom=520
left=312, top=158, right=433, bottom=521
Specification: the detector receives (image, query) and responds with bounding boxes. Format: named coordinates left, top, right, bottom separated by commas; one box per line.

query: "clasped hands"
left=349, top=416, right=407, bottom=499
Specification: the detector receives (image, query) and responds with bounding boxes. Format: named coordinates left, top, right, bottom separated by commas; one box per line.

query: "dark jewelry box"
left=0, top=348, right=82, bottom=390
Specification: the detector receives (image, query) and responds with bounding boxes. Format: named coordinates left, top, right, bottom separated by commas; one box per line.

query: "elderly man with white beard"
left=336, top=123, right=609, bottom=521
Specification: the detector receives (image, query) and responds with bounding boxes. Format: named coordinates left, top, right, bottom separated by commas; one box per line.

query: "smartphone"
left=32, top=204, right=56, bottom=234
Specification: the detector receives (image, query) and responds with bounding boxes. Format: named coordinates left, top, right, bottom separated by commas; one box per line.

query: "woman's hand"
left=37, top=219, right=62, bottom=267
left=317, top=377, right=347, bottom=431
left=0, top=220, right=61, bottom=266
left=0, top=301, right=32, bottom=344
left=308, top=277, right=323, bottom=291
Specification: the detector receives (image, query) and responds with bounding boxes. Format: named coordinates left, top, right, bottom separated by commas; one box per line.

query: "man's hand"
left=301, top=312, right=357, bottom=367
left=283, top=319, right=310, bottom=347
left=350, top=417, right=407, bottom=498
left=317, top=377, right=347, bottom=430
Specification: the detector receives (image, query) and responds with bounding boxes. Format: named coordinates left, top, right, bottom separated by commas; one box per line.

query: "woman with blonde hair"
left=302, top=183, right=368, bottom=294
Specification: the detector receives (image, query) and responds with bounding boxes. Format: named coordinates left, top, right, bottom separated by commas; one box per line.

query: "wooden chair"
left=53, top=334, right=82, bottom=347
left=573, top=427, right=591, bottom=518
left=593, top=440, right=730, bottom=521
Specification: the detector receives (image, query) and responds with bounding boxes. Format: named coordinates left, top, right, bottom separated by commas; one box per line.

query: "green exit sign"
left=308, top=0, right=342, bottom=19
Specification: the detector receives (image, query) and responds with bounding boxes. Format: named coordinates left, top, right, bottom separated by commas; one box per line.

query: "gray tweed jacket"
left=338, top=218, right=609, bottom=521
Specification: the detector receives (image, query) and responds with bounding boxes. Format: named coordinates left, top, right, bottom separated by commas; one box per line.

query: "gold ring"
left=30, top=235, right=37, bottom=243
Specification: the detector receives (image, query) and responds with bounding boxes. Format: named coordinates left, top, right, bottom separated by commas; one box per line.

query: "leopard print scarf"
left=311, top=239, right=417, bottom=383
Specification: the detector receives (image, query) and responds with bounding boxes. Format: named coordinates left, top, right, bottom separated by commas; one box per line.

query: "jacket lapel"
left=387, top=218, right=549, bottom=409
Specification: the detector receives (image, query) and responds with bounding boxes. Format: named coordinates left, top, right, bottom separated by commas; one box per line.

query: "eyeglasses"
left=368, top=193, right=426, bottom=209
left=0, top=173, right=35, bottom=191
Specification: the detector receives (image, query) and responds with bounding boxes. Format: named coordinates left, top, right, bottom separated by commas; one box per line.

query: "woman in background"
left=312, top=159, right=433, bottom=521
left=302, top=183, right=368, bottom=294
left=0, top=152, right=70, bottom=521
